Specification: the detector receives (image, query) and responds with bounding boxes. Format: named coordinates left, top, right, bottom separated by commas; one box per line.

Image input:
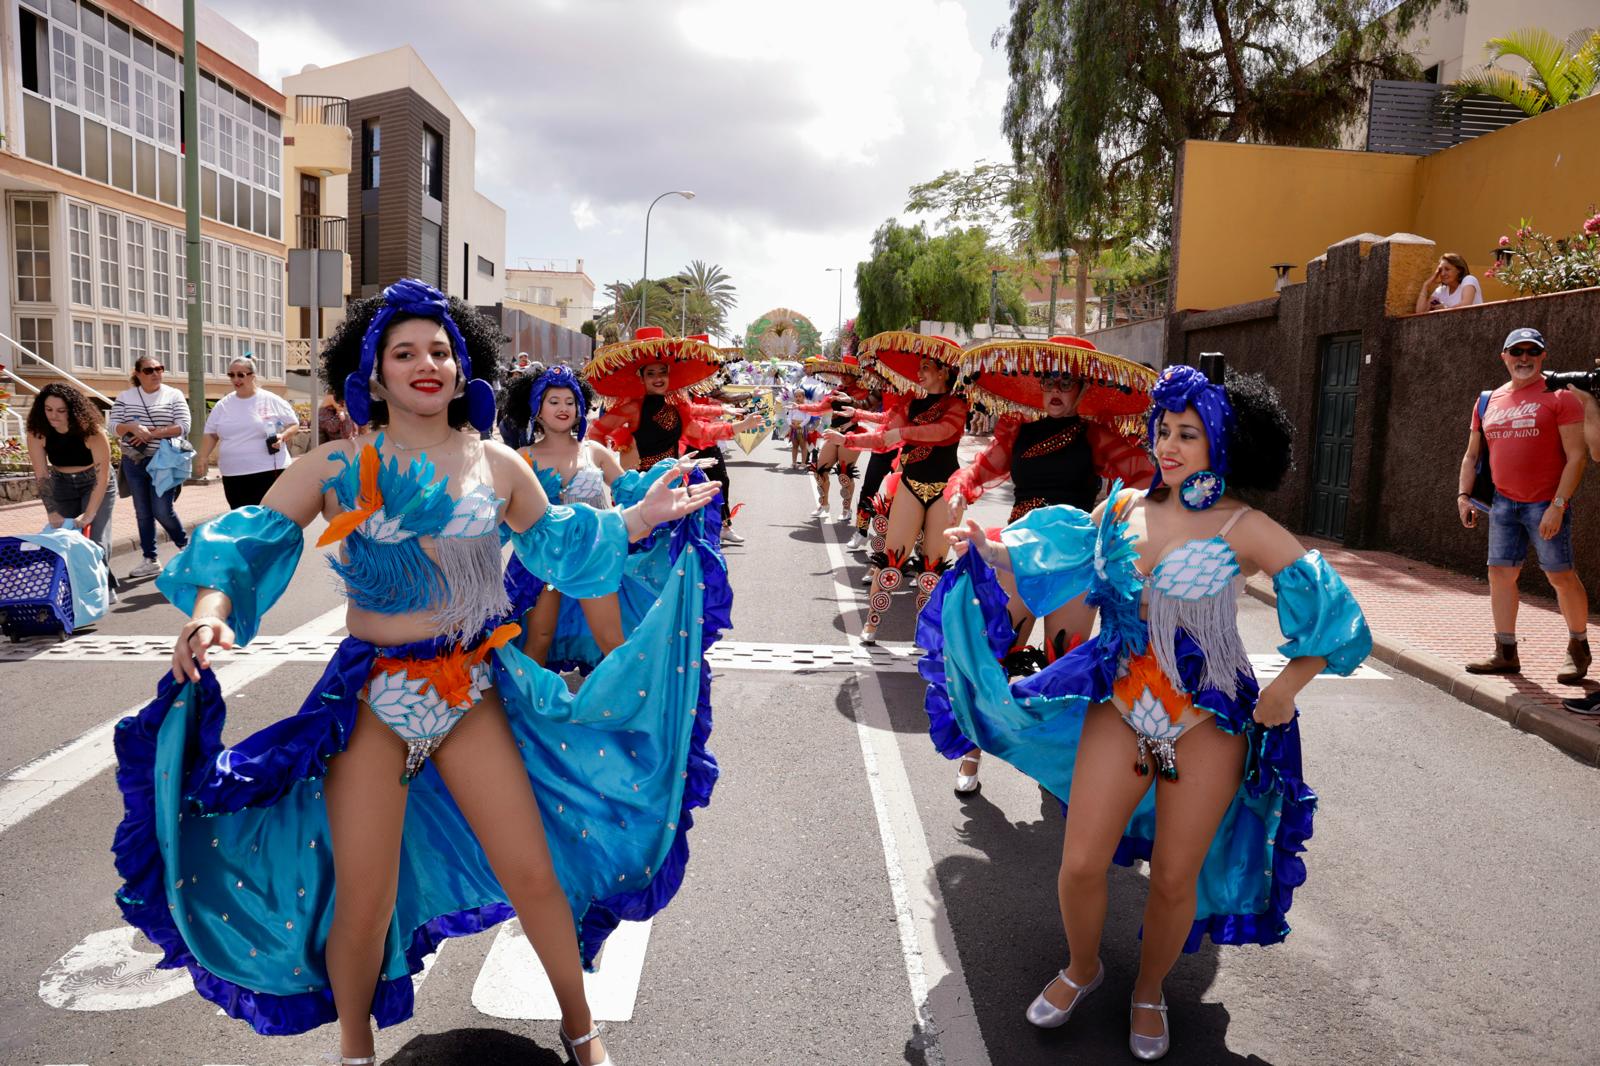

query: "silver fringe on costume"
left=430, top=532, right=513, bottom=644
left=1145, top=575, right=1251, bottom=699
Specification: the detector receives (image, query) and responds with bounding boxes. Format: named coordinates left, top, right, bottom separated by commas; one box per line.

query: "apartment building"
left=0, top=0, right=289, bottom=402
left=283, top=46, right=506, bottom=313
left=504, top=258, right=595, bottom=328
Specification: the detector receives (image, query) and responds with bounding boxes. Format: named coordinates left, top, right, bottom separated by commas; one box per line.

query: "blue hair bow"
left=527, top=365, right=589, bottom=440
left=345, top=278, right=496, bottom=432
left=1146, top=363, right=1235, bottom=488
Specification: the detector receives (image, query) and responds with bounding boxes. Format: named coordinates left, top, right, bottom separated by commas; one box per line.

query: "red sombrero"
left=583, top=326, right=725, bottom=399
left=855, top=331, right=962, bottom=396
left=802, top=353, right=866, bottom=385
left=958, top=335, right=1156, bottom=435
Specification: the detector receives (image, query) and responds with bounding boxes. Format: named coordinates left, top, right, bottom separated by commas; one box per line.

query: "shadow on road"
left=384, top=1026, right=564, bottom=1065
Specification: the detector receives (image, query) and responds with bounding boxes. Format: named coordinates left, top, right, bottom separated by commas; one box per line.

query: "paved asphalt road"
left=1, top=438, right=1596, bottom=1066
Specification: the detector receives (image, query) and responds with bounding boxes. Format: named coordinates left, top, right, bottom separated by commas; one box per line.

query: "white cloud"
left=570, top=199, right=599, bottom=231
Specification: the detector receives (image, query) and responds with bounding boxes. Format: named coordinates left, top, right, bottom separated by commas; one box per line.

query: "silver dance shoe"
left=1129, top=994, right=1170, bottom=1060
left=953, top=751, right=982, bottom=794
left=562, top=1022, right=614, bottom=1065
left=1025, top=961, right=1102, bottom=1028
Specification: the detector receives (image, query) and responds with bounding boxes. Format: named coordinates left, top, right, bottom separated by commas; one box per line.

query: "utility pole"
left=182, top=0, right=204, bottom=456
left=1047, top=273, right=1059, bottom=336
left=988, top=268, right=1000, bottom=337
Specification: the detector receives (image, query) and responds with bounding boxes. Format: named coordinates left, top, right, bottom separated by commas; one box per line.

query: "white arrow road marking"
left=0, top=606, right=347, bottom=835
left=471, top=918, right=653, bottom=1021
left=38, top=927, right=194, bottom=1011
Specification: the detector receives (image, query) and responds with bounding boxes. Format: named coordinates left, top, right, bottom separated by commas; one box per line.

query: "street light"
left=824, top=266, right=843, bottom=350
left=641, top=190, right=695, bottom=335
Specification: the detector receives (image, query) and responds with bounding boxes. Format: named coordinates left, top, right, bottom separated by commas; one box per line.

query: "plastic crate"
left=0, top=537, right=74, bottom=639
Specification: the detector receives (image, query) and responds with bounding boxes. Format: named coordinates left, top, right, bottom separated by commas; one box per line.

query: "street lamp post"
left=641, top=190, right=695, bottom=336
left=824, top=266, right=843, bottom=350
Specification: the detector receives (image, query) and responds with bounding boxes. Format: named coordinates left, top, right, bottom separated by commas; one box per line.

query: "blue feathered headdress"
left=344, top=278, right=496, bottom=432
left=527, top=364, right=589, bottom=440
left=1146, top=361, right=1235, bottom=489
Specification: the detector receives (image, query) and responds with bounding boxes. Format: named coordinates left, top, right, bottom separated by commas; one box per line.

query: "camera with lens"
left=1545, top=369, right=1600, bottom=396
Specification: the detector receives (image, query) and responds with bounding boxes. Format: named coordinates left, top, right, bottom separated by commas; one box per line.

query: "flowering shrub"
left=0, top=436, right=29, bottom=474
left=1487, top=209, right=1600, bottom=295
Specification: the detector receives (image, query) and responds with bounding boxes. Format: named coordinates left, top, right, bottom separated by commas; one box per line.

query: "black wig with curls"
left=320, top=293, right=507, bottom=429
left=1221, top=369, right=1294, bottom=492
left=26, top=382, right=103, bottom=440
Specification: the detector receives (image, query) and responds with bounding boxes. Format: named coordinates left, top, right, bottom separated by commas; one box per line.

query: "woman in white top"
left=109, top=354, right=191, bottom=578
left=1415, top=252, right=1483, bottom=312
left=197, top=356, right=301, bottom=508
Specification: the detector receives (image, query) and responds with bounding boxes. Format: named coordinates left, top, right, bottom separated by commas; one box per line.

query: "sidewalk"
left=0, top=479, right=231, bottom=565
left=1246, top=538, right=1600, bottom=766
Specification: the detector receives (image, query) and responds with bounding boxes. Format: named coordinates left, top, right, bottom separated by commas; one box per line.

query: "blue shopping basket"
left=0, top=536, right=74, bottom=639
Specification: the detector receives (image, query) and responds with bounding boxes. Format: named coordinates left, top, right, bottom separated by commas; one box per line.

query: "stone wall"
left=1165, top=234, right=1600, bottom=583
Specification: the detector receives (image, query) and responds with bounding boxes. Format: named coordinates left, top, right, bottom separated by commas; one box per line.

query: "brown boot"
left=1465, top=638, right=1520, bottom=675
left=1557, top=637, right=1591, bottom=684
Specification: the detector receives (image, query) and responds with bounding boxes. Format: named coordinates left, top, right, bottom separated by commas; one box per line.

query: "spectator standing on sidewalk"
left=1456, top=327, right=1589, bottom=681
left=196, top=356, right=299, bottom=508
left=25, top=382, right=118, bottom=594
left=110, top=354, right=190, bottom=579
left=1553, top=358, right=1600, bottom=715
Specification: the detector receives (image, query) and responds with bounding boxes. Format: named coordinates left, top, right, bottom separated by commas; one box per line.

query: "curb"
left=1244, top=576, right=1600, bottom=767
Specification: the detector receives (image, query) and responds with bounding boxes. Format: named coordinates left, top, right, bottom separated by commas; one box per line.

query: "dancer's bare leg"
left=522, top=587, right=563, bottom=667
left=577, top=593, right=626, bottom=658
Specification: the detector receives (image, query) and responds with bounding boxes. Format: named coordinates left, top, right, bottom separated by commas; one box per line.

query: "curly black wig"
left=26, top=382, right=103, bottom=440
left=1221, top=368, right=1294, bottom=492
left=321, top=292, right=507, bottom=429
left=499, top=366, right=594, bottom=441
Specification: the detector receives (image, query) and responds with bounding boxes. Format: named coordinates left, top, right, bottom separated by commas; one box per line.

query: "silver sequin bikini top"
left=1137, top=506, right=1252, bottom=698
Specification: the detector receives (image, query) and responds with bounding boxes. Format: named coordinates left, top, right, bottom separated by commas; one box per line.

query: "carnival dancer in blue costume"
left=922, top=354, right=1371, bottom=1061
left=111, top=280, right=723, bottom=1066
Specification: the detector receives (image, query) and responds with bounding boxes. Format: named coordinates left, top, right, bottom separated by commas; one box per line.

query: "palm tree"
left=1451, top=27, right=1600, bottom=116
left=674, top=261, right=738, bottom=337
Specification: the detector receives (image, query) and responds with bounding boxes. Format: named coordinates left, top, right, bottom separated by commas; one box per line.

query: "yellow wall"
left=1174, top=141, right=1418, bottom=310
left=1175, top=92, right=1600, bottom=311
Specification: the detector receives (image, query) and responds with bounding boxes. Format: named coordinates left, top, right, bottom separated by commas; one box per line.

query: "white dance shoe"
left=954, top=751, right=982, bottom=794
left=1025, top=962, right=1103, bottom=1028
left=562, top=1023, right=614, bottom=1065
left=1129, top=995, right=1170, bottom=1060
left=809, top=505, right=829, bottom=518
left=845, top=531, right=866, bottom=551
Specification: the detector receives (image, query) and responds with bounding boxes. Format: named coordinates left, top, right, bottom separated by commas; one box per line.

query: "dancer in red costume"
left=941, top=336, right=1157, bottom=793
left=793, top=354, right=874, bottom=522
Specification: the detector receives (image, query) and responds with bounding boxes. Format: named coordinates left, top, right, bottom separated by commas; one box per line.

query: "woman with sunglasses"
left=196, top=355, right=302, bottom=508
left=110, top=354, right=191, bottom=579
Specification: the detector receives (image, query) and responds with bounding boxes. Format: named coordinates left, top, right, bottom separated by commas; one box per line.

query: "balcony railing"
left=296, top=215, right=348, bottom=252
left=294, top=95, right=349, bottom=127
left=1100, top=276, right=1170, bottom=329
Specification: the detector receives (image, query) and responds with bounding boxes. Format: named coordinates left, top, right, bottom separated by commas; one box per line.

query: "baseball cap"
left=1503, top=327, right=1546, bottom=351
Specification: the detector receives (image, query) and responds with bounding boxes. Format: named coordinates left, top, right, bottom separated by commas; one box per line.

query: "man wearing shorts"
left=1456, top=327, right=1589, bottom=682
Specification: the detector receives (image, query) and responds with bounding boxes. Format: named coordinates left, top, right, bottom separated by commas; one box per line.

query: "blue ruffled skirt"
left=917, top=551, right=1317, bottom=951
left=111, top=532, right=729, bottom=1037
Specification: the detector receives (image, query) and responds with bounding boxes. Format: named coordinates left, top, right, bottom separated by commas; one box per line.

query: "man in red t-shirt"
left=1456, top=327, right=1589, bottom=681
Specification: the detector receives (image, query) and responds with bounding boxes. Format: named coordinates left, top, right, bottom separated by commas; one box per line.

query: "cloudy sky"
left=208, top=0, right=1016, bottom=342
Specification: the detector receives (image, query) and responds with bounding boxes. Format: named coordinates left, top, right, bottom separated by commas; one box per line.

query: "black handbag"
left=1469, top=391, right=1495, bottom=513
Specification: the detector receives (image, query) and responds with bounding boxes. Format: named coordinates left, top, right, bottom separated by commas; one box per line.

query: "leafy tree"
left=1451, top=27, right=1600, bottom=115
left=999, top=0, right=1465, bottom=247
left=854, top=220, right=1026, bottom=337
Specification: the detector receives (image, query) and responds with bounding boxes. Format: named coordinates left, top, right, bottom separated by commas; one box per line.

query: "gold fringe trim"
left=957, top=339, right=1157, bottom=392
left=856, top=331, right=962, bottom=363
left=582, top=336, right=726, bottom=382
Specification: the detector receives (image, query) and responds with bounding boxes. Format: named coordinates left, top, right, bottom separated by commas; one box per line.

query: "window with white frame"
left=125, top=217, right=147, bottom=315
left=199, top=80, right=216, bottom=166
left=234, top=248, right=249, bottom=330
left=204, top=332, right=218, bottom=376
left=12, top=199, right=53, bottom=304
left=269, top=260, right=283, bottom=333
left=16, top=317, right=57, bottom=367
left=101, top=321, right=123, bottom=369
left=134, top=67, right=155, bottom=139
left=72, top=319, right=95, bottom=370
left=220, top=335, right=234, bottom=374
left=107, top=52, right=130, bottom=129
left=157, top=81, right=176, bottom=147
left=216, top=243, right=232, bottom=326
left=128, top=323, right=147, bottom=367
left=217, top=107, right=234, bottom=175
left=269, top=341, right=284, bottom=381
left=97, top=209, right=121, bottom=310
left=201, top=239, right=213, bottom=325
left=154, top=328, right=172, bottom=375
left=151, top=226, right=170, bottom=318
left=252, top=253, right=268, bottom=332
left=68, top=202, right=93, bottom=306
left=173, top=329, right=186, bottom=374
left=174, top=233, right=186, bottom=321
left=51, top=27, right=78, bottom=106
left=82, top=38, right=106, bottom=117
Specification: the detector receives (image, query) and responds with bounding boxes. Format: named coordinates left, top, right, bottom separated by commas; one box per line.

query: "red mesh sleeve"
left=946, top=414, right=1019, bottom=503
left=895, top=396, right=968, bottom=445
left=588, top=399, right=640, bottom=451
left=1087, top=423, right=1155, bottom=489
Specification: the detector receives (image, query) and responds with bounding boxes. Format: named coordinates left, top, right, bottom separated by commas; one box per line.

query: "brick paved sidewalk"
left=1247, top=538, right=1600, bottom=766
left=0, top=478, right=231, bottom=566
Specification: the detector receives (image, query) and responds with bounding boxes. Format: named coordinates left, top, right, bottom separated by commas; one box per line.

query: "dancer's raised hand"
left=636, top=457, right=723, bottom=527
left=943, top=515, right=1008, bottom=568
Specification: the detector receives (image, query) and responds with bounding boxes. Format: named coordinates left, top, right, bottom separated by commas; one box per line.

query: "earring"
left=1178, top=470, right=1225, bottom=511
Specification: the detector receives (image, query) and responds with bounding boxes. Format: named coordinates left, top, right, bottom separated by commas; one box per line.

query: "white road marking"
left=38, top=927, right=194, bottom=1011
left=470, top=917, right=653, bottom=1021
left=819, top=522, right=985, bottom=1066
left=0, top=606, right=348, bottom=835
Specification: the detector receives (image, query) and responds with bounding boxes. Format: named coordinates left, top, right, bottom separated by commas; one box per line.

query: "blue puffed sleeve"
left=155, top=505, right=303, bottom=647
left=999, top=504, right=1099, bottom=617
left=1273, top=550, right=1372, bottom=675
left=509, top=502, right=629, bottom=600
left=610, top=458, right=679, bottom=508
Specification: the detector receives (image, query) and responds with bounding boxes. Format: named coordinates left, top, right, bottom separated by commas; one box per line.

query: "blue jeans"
left=1487, top=493, right=1574, bottom=572
left=120, top=455, right=187, bottom=561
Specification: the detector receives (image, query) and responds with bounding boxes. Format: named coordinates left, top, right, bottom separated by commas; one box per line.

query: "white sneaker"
left=128, top=558, right=162, bottom=579
left=721, top=526, right=745, bottom=545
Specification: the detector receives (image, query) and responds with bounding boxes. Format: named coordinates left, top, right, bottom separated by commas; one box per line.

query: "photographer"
left=110, top=354, right=191, bottom=579
left=1456, top=327, right=1589, bottom=683
left=196, top=355, right=299, bottom=509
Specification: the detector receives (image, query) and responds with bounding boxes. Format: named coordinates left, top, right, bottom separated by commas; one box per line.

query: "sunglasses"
left=139, top=365, right=165, bottom=374
left=1508, top=347, right=1544, bottom=357
left=228, top=371, right=254, bottom=380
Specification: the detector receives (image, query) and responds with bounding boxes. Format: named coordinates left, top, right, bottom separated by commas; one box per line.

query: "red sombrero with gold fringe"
left=802, top=353, right=867, bottom=385
left=583, top=326, right=725, bottom=399
left=958, top=335, right=1156, bottom=436
left=855, top=331, right=962, bottom=396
